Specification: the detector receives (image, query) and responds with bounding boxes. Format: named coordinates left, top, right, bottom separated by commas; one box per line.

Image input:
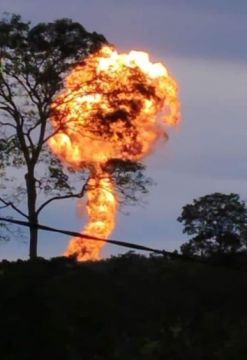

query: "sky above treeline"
left=0, top=0, right=247, bottom=260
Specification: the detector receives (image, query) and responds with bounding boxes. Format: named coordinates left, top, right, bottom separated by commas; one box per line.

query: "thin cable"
left=0, top=216, right=169, bottom=256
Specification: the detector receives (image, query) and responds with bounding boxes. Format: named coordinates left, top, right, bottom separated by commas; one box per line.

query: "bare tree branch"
left=36, top=179, right=89, bottom=215
left=7, top=71, right=39, bottom=106
left=0, top=120, right=16, bottom=129
left=0, top=198, right=28, bottom=219
left=0, top=74, right=21, bottom=117
left=42, top=126, right=62, bottom=145
left=27, top=119, right=42, bottom=136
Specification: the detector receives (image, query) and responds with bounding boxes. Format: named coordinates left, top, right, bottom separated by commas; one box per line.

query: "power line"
left=1, top=217, right=246, bottom=272
left=0, top=216, right=171, bottom=256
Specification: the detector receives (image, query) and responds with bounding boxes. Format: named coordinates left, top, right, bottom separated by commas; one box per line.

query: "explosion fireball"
left=49, top=45, right=180, bottom=261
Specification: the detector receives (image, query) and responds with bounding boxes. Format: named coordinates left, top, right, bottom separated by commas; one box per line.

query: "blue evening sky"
left=0, top=0, right=247, bottom=260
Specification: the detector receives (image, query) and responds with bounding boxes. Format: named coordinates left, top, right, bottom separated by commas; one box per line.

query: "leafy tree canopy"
left=0, top=14, right=151, bottom=258
left=178, top=193, right=247, bottom=257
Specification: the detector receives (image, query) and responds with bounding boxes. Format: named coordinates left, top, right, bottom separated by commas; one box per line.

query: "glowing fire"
left=49, top=45, right=180, bottom=261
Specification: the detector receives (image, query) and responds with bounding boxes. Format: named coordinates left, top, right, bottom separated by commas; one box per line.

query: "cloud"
left=0, top=0, right=246, bottom=62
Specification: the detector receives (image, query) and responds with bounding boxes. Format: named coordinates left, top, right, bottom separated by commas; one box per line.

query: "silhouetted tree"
left=0, top=14, right=150, bottom=259
left=178, top=193, right=247, bottom=257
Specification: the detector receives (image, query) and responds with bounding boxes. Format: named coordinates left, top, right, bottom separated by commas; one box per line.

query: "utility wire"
left=1, top=217, right=246, bottom=272
left=0, top=216, right=173, bottom=256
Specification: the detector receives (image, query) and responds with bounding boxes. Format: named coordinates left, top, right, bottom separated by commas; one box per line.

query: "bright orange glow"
left=49, top=45, right=180, bottom=261
left=65, top=171, right=117, bottom=261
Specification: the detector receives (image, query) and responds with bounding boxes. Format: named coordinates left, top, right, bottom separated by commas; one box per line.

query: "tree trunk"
left=25, top=169, right=38, bottom=259
left=29, top=213, right=38, bottom=259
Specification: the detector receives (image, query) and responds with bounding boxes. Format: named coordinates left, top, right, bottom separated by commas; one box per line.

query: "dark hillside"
left=0, top=254, right=247, bottom=359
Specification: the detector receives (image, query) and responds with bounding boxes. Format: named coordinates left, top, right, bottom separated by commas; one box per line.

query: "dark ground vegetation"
left=0, top=252, right=247, bottom=359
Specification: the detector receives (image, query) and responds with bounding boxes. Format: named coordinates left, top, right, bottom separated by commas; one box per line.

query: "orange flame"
left=49, top=45, right=180, bottom=261
left=65, top=170, right=117, bottom=261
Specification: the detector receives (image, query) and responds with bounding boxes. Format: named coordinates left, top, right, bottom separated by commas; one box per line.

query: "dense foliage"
left=178, top=193, right=247, bottom=257
left=0, top=14, right=106, bottom=257
left=0, top=253, right=247, bottom=359
left=0, top=14, right=151, bottom=258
